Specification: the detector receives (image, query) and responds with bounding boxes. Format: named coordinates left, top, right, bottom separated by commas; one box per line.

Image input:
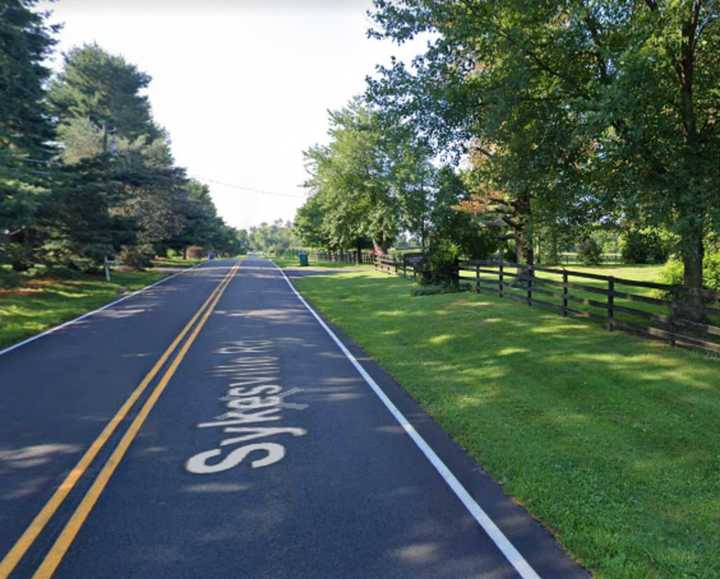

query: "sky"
left=44, top=0, right=425, bottom=230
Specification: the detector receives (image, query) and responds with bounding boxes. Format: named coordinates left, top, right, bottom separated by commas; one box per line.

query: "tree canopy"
left=0, top=13, right=246, bottom=273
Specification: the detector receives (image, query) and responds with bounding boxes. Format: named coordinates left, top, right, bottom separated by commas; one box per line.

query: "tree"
left=46, top=43, right=214, bottom=267
left=579, top=1, right=720, bottom=319
left=369, top=1, right=720, bottom=319
left=49, top=43, right=160, bottom=146
left=367, top=1, right=588, bottom=268
left=302, top=100, right=401, bottom=253
left=248, top=220, right=296, bottom=255
left=294, top=193, right=330, bottom=248
left=432, top=166, right=499, bottom=260
left=0, top=0, right=58, bottom=270
left=39, top=155, right=135, bottom=270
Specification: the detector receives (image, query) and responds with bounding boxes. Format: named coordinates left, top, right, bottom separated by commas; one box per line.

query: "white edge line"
left=0, top=262, right=205, bottom=358
left=273, top=261, right=542, bottom=579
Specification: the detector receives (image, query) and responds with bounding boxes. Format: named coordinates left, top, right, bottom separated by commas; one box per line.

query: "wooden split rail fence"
left=461, top=261, right=720, bottom=355
left=372, top=255, right=720, bottom=355
left=373, top=253, right=423, bottom=278
left=283, top=250, right=375, bottom=265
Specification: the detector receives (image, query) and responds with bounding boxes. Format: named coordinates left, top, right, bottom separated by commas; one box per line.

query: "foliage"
left=367, top=0, right=720, bottom=320
left=248, top=220, right=295, bottom=255
left=432, top=167, right=499, bottom=260
left=49, top=43, right=160, bottom=144
left=367, top=1, right=590, bottom=267
left=294, top=194, right=330, bottom=248
left=1, top=23, right=241, bottom=272
left=578, top=238, right=603, bottom=266
left=660, top=253, right=720, bottom=293
left=0, top=0, right=58, bottom=270
left=620, top=229, right=672, bottom=265
left=302, top=100, right=401, bottom=252
left=418, top=237, right=460, bottom=286
left=119, top=244, right=155, bottom=270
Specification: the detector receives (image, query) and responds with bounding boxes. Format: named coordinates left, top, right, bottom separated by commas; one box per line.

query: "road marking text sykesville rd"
left=186, top=339, right=308, bottom=474
left=31, top=263, right=239, bottom=579
left=0, top=263, right=238, bottom=579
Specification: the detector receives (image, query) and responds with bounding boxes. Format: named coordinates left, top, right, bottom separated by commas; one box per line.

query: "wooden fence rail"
left=459, top=260, right=720, bottom=355
left=371, top=254, right=720, bottom=355
left=283, top=249, right=375, bottom=265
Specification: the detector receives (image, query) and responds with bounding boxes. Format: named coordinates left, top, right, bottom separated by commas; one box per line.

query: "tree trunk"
left=676, top=220, right=706, bottom=322
left=548, top=228, right=560, bottom=265
left=514, top=230, right=534, bottom=267
left=512, top=193, right=534, bottom=267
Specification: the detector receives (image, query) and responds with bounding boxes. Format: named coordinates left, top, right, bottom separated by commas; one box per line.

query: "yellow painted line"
left=0, top=263, right=237, bottom=579
left=32, top=263, right=239, bottom=579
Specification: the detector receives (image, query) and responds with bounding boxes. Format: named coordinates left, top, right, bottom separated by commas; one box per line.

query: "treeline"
left=295, top=1, right=720, bottom=321
left=0, top=1, right=245, bottom=274
left=247, top=220, right=295, bottom=255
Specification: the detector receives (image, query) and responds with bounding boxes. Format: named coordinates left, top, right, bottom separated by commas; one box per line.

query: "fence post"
left=562, top=269, right=568, bottom=316
left=498, top=259, right=504, bottom=297
left=474, top=264, right=479, bottom=293
left=527, top=265, right=533, bottom=305
left=607, top=276, right=615, bottom=330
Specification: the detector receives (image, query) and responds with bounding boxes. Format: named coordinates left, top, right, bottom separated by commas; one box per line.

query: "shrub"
left=578, top=238, right=602, bottom=265
left=119, top=245, right=155, bottom=270
left=502, top=243, right=517, bottom=263
left=659, top=253, right=720, bottom=292
left=620, top=229, right=671, bottom=264
left=420, top=239, right=460, bottom=286
left=0, top=269, right=21, bottom=289
left=5, top=242, right=35, bottom=272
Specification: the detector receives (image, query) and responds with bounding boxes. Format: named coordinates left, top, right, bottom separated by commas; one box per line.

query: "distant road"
left=0, top=258, right=587, bottom=578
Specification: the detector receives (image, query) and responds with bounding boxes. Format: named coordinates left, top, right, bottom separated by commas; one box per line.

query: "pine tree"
left=0, top=0, right=58, bottom=270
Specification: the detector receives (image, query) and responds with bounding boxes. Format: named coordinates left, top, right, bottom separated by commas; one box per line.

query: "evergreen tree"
left=0, top=0, right=58, bottom=270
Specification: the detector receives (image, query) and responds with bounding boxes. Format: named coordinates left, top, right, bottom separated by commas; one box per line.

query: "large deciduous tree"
left=369, top=0, right=720, bottom=319
left=367, top=1, right=588, bottom=268
left=582, top=0, right=720, bottom=319
left=302, top=100, right=402, bottom=253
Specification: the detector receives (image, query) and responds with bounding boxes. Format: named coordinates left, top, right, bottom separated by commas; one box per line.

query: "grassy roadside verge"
left=287, top=265, right=719, bottom=579
left=0, top=269, right=170, bottom=350
left=272, top=254, right=364, bottom=269
left=152, top=256, right=204, bottom=268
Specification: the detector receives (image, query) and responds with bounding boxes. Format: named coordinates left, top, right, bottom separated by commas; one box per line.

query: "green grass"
left=462, top=264, right=686, bottom=327
left=550, top=264, right=664, bottom=283
left=273, top=254, right=364, bottom=269
left=290, top=266, right=720, bottom=579
left=0, top=270, right=168, bottom=350
left=152, top=256, right=203, bottom=268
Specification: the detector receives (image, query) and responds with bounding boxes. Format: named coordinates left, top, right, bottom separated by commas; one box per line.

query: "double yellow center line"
left=0, top=262, right=239, bottom=579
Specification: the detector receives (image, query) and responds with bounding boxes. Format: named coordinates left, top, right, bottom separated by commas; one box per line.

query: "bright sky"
left=45, top=0, right=424, bottom=230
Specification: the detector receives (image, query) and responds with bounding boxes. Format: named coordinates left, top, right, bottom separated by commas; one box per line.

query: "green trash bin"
left=298, top=252, right=309, bottom=267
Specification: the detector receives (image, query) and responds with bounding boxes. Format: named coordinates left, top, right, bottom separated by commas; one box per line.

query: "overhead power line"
left=199, top=177, right=306, bottom=199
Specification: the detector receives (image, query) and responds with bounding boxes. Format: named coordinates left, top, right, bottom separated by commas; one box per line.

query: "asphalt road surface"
left=0, top=258, right=588, bottom=579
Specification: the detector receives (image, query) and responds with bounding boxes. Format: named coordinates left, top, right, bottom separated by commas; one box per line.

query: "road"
left=0, top=258, right=587, bottom=578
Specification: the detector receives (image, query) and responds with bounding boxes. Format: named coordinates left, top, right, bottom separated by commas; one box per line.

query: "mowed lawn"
left=0, top=270, right=168, bottom=350
left=289, top=265, right=719, bottom=579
